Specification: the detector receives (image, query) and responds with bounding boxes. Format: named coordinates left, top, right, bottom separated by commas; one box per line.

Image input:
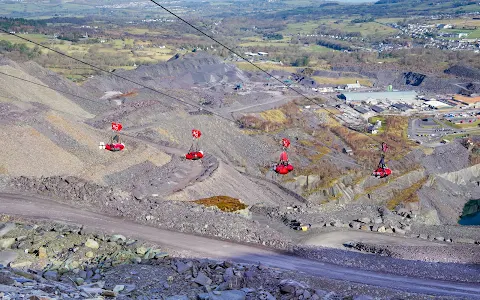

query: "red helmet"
left=192, top=129, right=202, bottom=139
left=112, top=122, right=123, bottom=131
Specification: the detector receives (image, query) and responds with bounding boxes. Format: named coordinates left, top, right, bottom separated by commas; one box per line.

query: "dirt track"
left=1, top=192, right=480, bottom=299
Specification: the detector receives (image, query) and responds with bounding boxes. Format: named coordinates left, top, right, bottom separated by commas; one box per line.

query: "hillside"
left=0, top=53, right=480, bottom=298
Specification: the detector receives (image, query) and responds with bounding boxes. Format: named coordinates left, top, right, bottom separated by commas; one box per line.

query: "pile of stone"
left=0, top=219, right=384, bottom=300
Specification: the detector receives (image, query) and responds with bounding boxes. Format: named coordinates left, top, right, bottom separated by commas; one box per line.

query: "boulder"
left=354, top=296, right=374, bottom=300
left=279, top=279, right=309, bottom=294
left=373, top=217, right=383, bottom=224
left=377, top=226, right=386, bottom=233
left=43, top=270, right=58, bottom=281
left=175, top=261, right=191, bottom=273
left=360, top=225, right=371, bottom=231
left=194, top=272, right=212, bottom=286
left=0, top=251, right=17, bottom=266
left=258, top=290, right=276, bottom=300
left=197, top=290, right=246, bottom=300
left=393, top=227, right=405, bottom=235
left=110, top=234, right=126, bottom=243
left=349, top=222, right=361, bottom=230
left=0, top=238, right=15, bottom=250
left=85, top=239, right=99, bottom=249
left=0, top=223, right=16, bottom=238
left=223, top=267, right=234, bottom=281
left=38, top=247, right=47, bottom=259
left=166, top=296, right=189, bottom=300
left=359, top=217, right=371, bottom=224
left=136, top=246, right=147, bottom=255
left=455, top=238, right=475, bottom=244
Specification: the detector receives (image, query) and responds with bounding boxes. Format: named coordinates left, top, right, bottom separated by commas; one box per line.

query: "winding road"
left=1, top=192, right=480, bottom=299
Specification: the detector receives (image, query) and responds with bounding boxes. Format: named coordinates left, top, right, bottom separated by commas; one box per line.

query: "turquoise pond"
left=459, top=199, right=480, bottom=226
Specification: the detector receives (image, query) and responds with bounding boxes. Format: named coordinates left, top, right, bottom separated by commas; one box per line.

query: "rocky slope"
left=1, top=218, right=444, bottom=300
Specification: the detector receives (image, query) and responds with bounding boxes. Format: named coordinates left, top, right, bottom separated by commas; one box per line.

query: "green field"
left=312, top=76, right=372, bottom=86
left=320, top=19, right=398, bottom=37
left=280, top=21, right=319, bottom=35
left=303, top=45, right=335, bottom=53
left=0, top=33, right=50, bottom=45
left=441, top=28, right=480, bottom=39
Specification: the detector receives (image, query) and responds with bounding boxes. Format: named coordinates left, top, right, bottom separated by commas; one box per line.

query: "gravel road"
left=1, top=192, right=480, bottom=299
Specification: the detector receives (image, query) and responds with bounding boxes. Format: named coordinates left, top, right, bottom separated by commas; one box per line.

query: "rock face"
left=9, top=176, right=292, bottom=249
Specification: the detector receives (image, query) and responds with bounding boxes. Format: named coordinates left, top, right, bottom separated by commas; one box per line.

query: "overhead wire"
left=147, top=0, right=371, bottom=167
left=147, top=0, right=345, bottom=120
left=0, top=71, right=109, bottom=107
left=0, top=29, right=364, bottom=168
left=0, top=28, right=235, bottom=123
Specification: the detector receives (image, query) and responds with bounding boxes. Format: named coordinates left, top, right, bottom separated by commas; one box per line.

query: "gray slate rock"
left=176, top=261, right=191, bottom=273
left=279, top=279, right=309, bottom=294
left=359, top=217, right=371, bottom=224
left=166, top=296, right=189, bottom=300
left=258, top=290, right=276, bottom=300
left=223, top=267, right=234, bottom=281
left=0, top=238, right=15, bottom=250
left=194, top=272, right=212, bottom=286
left=197, top=290, right=246, bottom=300
left=0, top=251, right=17, bottom=266
left=0, top=223, right=16, bottom=238
left=354, top=296, right=374, bottom=300
left=110, top=234, right=126, bottom=243
left=43, top=270, right=58, bottom=281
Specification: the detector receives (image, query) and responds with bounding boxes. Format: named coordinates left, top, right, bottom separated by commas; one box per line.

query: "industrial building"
left=452, top=95, right=480, bottom=108
left=392, top=103, right=413, bottom=111
left=371, top=105, right=384, bottom=113
left=425, top=100, right=452, bottom=109
left=340, top=91, right=418, bottom=104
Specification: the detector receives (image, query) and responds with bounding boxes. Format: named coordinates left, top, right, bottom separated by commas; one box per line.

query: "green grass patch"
left=312, top=76, right=372, bottom=86
left=235, top=62, right=299, bottom=73
left=318, top=19, right=398, bottom=37
left=0, top=33, right=50, bottom=45
left=303, top=45, right=335, bottom=53
left=239, top=41, right=290, bottom=47
left=368, top=116, right=386, bottom=133
left=441, top=28, right=480, bottom=39
left=193, top=196, right=247, bottom=212
left=455, top=119, right=480, bottom=128
left=280, top=21, right=319, bottom=35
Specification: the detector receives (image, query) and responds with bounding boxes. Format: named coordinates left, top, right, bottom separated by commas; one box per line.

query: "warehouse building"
left=452, top=95, right=480, bottom=108
left=425, top=100, right=452, bottom=109
left=340, top=91, right=418, bottom=104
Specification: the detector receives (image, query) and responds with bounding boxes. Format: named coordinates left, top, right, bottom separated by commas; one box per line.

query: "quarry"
left=0, top=52, right=479, bottom=299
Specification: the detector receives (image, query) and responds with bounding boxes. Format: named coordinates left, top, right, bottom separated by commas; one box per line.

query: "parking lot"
left=408, top=117, right=466, bottom=144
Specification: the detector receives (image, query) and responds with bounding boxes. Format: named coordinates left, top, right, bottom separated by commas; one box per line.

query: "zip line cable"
left=0, top=31, right=363, bottom=168
left=0, top=28, right=235, bottom=123
left=0, top=71, right=108, bottom=107
left=147, top=0, right=343, bottom=119
left=148, top=0, right=381, bottom=159
left=0, top=70, right=362, bottom=167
